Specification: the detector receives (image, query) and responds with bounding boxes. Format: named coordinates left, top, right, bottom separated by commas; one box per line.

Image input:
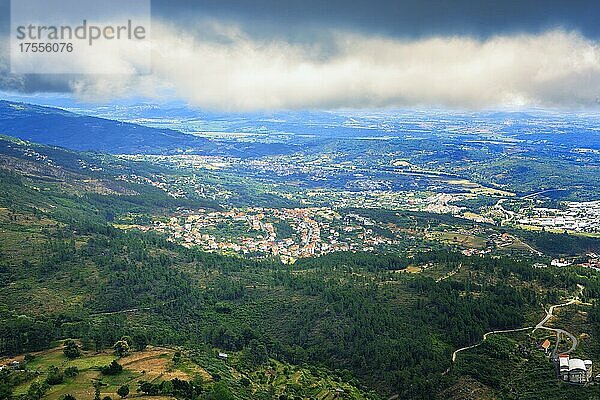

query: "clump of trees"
left=27, top=381, right=49, bottom=400
left=63, top=339, right=81, bottom=359
left=45, top=366, right=64, bottom=385
left=64, top=366, right=79, bottom=378
left=113, top=340, right=130, bottom=357
left=137, top=378, right=205, bottom=399
left=100, top=360, right=123, bottom=376
left=239, top=340, right=268, bottom=368
left=117, top=384, right=129, bottom=398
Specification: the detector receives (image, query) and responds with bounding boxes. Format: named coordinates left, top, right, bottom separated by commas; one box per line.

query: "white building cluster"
left=558, top=354, right=593, bottom=384
left=516, top=201, right=600, bottom=233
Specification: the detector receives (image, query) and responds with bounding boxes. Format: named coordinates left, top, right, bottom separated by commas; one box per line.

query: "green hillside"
left=1, top=136, right=599, bottom=400
left=2, top=343, right=374, bottom=400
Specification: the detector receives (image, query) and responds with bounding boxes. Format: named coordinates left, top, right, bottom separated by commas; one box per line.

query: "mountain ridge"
left=0, top=100, right=212, bottom=154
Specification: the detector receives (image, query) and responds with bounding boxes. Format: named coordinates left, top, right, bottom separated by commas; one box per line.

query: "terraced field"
left=2, top=343, right=374, bottom=400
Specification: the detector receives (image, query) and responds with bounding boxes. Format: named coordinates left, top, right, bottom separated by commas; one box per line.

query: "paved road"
left=534, top=299, right=577, bottom=331
left=534, top=303, right=578, bottom=354
left=532, top=284, right=587, bottom=354
left=451, top=285, right=586, bottom=364
left=451, top=326, right=533, bottom=362
left=519, top=240, right=544, bottom=257
left=90, top=307, right=151, bottom=316
left=493, top=198, right=543, bottom=255
left=90, top=299, right=177, bottom=316
left=493, top=198, right=515, bottom=225
left=522, top=189, right=567, bottom=200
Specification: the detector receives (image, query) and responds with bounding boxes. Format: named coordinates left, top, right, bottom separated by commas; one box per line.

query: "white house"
left=558, top=355, right=593, bottom=384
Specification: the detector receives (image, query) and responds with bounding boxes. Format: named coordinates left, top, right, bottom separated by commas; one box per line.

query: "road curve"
left=534, top=299, right=577, bottom=331
left=451, top=326, right=533, bottom=362
left=533, top=298, right=580, bottom=354
left=451, top=285, right=586, bottom=365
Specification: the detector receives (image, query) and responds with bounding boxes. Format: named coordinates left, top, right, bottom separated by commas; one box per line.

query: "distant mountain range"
left=0, top=100, right=307, bottom=157
left=0, top=100, right=212, bottom=154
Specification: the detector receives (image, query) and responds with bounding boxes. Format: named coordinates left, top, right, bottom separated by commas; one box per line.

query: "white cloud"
left=20, top=23, right=600, bottom=110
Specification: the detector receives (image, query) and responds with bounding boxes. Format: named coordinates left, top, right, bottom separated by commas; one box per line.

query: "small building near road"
left=540, top=339, right=551, bottom=355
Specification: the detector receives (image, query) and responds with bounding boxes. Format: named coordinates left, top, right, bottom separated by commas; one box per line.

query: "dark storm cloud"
left=1, top=0, right=598, bottom=39
left=0, top=1, right=8, bottom=33
left=151, top=0, right=600, bottom=39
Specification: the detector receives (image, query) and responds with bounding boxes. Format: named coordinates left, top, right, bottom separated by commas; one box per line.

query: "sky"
left=1, top=0, right=599, bottom=111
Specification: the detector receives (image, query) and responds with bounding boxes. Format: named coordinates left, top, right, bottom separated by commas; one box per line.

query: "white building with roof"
left=558, top=354, right=593, bottom=384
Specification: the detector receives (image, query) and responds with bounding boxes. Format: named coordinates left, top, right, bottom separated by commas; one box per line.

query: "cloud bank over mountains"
left=1, top=20, right=600, bottom=110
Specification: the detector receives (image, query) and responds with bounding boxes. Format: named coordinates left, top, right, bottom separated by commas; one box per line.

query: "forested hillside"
left=1, top=136, right=599, bottom=400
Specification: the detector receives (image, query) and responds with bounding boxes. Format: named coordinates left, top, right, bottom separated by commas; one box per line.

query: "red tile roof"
left=541, top=339, right=551, bottom=350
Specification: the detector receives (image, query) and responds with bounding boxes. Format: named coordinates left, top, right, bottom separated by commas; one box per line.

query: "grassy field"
left=428, top=231, right=488, bottom=249
left=2, top=342, right=375, bottom=400
left=6, top=346, right=185, bottom=400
